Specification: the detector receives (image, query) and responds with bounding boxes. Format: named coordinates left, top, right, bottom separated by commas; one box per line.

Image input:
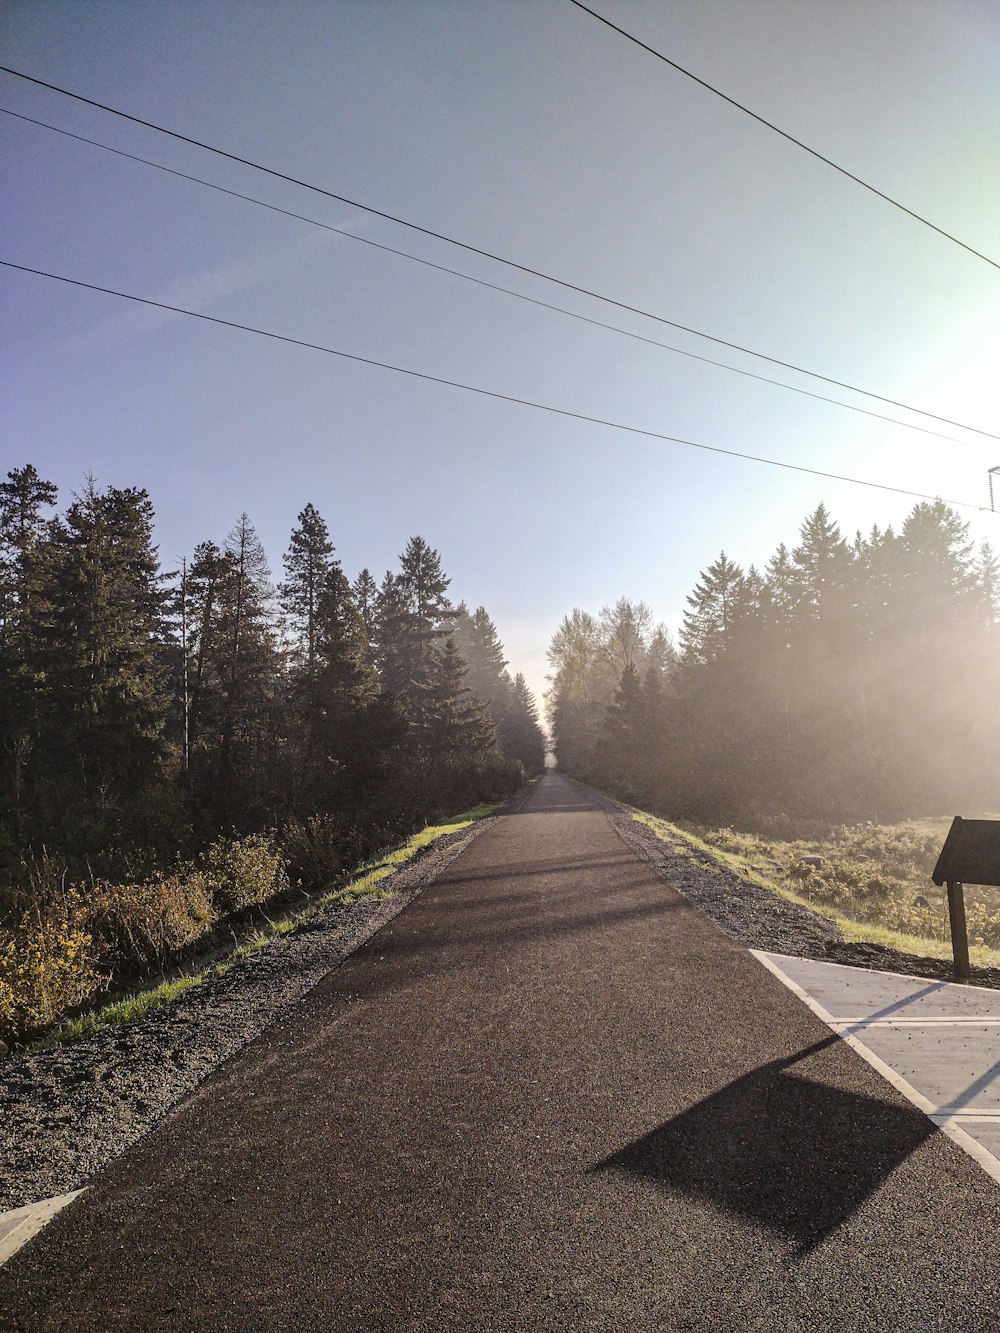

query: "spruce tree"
left=420, top=636, right=494, bottom=762
left=379, top=537, right=453, bottom=724
left=188, top=515, right=282, bottom=823
left=280, top=504, right=335, bottom=669
left=680, top=553, right=745, bottom=666
left=32, top=480, right=167, bottom=843
left=352, top=568, right=379, bottom=665
left=0, top=466, right=59, bottom=842
left=502, top=672, right=546, bottom=774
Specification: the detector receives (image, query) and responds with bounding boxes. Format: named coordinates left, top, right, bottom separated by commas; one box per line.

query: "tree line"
left=547, top=501, right=999, bottom=825
left=0, top=464, right=545, bottom=889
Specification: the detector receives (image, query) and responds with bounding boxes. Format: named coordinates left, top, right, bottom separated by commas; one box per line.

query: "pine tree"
left=602, top=663, right=644, bottom=792
left=452, top=604, right=509, bottom=704
left=0, top=466, right=59, bottom=841
left=303, top=565, right=391, bottom=806
left=502, top=672, right=547, bottom=774
left=185, top=515, right=282, bottom=822
left=379, top=537, right=453, bottom=722
left=0, top=464, right=59, bottom=640
left=352, top=568, right=379, bottom=664
left=680, top=552, right=745, bottom=665
left=31, top=480, right=168, bottom=842
left=790, top=504, right=854, bottom=622
left=184, top=541, right=232, bottom=771
left=420, top=636, right=494, bottom=762
left=280, top=504, right=335, bottom=669
left=976, top=542, right=1000, bottom=630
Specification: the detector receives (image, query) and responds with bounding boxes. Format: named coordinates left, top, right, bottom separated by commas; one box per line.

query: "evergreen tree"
left=280, top=504, right=335, bottom=668
left=0, top=464, right=58, bottom=640
left=976, top=542, right=1000, bottom=630
left=0, top=466, right=59, bottom=843
left=420, top=636, right=495, bottom=763
left=352, top=567, right=379, bottom=664
left=790, top=504, right=854, bottom=621
left=31, top=480, right=168, bottom=844
left=184, top=541, right=233, bottom=774
left=452, top=604, right=509, bottom=704
left=187, top=515, right=282, bottom=823
left=302, top=565, right=393, bottom=808
left=680, top=552, right=745, bottom=666
left=379, top=537, right=453, bottom=722
left=601, top=663, right=644, bottom=793
left=502, top=673, right=547, bottom=774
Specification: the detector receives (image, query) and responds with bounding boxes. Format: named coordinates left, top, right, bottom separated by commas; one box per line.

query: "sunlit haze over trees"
left=547, top=501, right=999, bottom=823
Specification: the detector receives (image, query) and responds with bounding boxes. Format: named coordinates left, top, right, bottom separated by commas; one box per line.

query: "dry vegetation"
left=633, top=809, right=1000, bottom=970
left=0, top=805, right=495, bottom=1045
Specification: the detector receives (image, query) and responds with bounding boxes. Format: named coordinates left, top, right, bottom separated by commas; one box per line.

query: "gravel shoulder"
left=0, top=809, right=509, bottom=1212
left=5, top=777, right=995, bottom=1216
left=585, top=781, right=1000, bottom=990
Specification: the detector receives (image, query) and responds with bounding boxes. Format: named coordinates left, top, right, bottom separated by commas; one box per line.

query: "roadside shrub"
left=282, top=815, right=348, bottom=893
left=0, top=886, right=101, bottom=1038
left=200, top=833, right=289, bottom=915
left=88, top=869, right=216, bottom=978
left=967, top=899, right=1000, bottom=949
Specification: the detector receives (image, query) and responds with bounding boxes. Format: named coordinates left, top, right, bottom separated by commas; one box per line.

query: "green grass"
left=35, top=973, right=204, bottom=1049
left=33, top=801, right=501, bottom=1050
left=629, top=807, right=1000, bottom=972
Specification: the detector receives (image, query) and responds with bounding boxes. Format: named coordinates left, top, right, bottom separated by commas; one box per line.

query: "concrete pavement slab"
left=755, top=951, right=1000, bottom=1188
left=0, top=1192, right=84, bottom=1267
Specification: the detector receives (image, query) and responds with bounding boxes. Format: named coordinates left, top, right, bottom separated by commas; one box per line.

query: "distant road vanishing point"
left=2, top=773, right=999, bottom=1330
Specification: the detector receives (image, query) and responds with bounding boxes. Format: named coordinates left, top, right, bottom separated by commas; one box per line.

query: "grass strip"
left=33, top=802, right=499, bottom=1051
left=629, top=808, right=1000, bottom=972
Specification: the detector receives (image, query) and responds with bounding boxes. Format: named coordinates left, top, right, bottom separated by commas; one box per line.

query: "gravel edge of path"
left=0, top=804, right=517, bottom=1213
left=572, top=778, right=1000, bottom=991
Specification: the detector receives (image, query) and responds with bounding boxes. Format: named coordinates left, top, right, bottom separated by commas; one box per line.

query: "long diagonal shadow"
left=591, top=1037, right=937, bottom=1254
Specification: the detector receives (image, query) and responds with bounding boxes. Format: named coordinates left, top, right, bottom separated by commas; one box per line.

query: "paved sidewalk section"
left=755, top=951, right=1000, bottom=1185
left=0, top=1194, right=83, bottom=1269
left=2, top=775, right=1000, bottom=1331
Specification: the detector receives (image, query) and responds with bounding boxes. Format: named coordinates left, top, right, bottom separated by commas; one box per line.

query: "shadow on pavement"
left=592, top=1036, right=937, bottom=1254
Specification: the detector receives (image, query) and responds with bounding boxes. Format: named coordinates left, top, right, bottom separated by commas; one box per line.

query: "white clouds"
left=63, top=226, right=342, bottom=354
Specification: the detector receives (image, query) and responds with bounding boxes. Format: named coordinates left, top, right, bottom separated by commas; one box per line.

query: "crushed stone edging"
left=0, top=809, right=506, bottom=1212
left=570, top=777, right=1000, bottom=990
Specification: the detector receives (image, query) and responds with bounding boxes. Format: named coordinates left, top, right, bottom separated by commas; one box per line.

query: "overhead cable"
left=567, top=0, right=1000, bottom=274
left=2, top=106, right=992, bottom=457
left=1, top=65, right=998, bottom=444
left=3, top=258, right=993, bottom=516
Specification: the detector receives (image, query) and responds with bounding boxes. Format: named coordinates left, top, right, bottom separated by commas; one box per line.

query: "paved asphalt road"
left=3, top=774, right=1000, bottom=1331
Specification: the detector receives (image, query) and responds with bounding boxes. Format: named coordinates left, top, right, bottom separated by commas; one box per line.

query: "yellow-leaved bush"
left=0, top=887, right=100, bottom=1035
left=1, top=833, right=290, bottom=1042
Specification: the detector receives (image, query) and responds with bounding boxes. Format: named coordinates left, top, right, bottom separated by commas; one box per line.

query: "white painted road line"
left=751, top=950, right=1000, bottom=1190
left=833, top=1017, right=1000, bottom=1028
left=0, top=1190, right=85, bottom=1267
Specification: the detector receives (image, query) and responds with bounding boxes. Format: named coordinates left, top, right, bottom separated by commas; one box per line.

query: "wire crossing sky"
left=568, top=0, right=1000, bottom=275
left=2, top=63, right=998, bottom=443
left=2, top=105, right=996, bottom=457
left=6, top=258, right=992, bottom=515
left=3, top=0, right=999, bottom=710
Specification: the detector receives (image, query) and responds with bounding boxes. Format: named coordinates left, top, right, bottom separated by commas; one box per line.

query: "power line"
left=2, top=64, right=998, bottom=445
left=3, top=258, right=993, bottom=516
left=568, top=0, right=1000, bottom=274
left=3, top=106, right=994, bottom=457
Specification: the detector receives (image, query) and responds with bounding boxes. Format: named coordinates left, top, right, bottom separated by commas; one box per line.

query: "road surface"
left=3, top=773, right=999, bottom=1330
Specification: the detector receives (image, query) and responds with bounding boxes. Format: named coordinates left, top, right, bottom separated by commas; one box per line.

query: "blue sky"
left=3, top=0, right=999, bottom=712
